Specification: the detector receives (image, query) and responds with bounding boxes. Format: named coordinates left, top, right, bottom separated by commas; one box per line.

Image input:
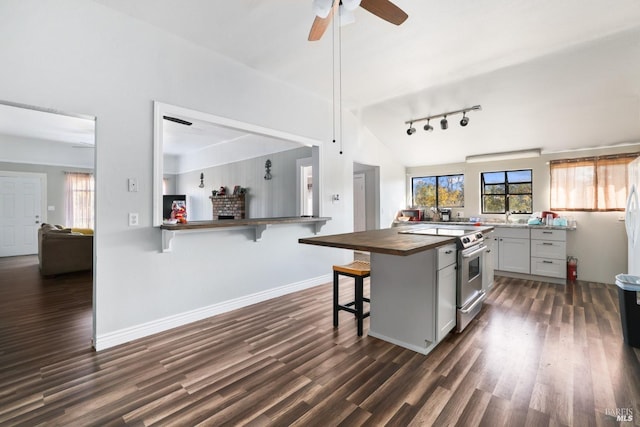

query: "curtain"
left=65, top=172, right=95, bottom=228
left=550, top=153, right=638, bottom=211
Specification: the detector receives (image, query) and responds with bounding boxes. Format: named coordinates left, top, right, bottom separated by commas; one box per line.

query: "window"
left=481, top=170, right=532, bottom=214
left=65, top=172, right=94, bottom=228
left=550, top=153, right=638, bottom=211
left=412, top=174, right=464, bottom=208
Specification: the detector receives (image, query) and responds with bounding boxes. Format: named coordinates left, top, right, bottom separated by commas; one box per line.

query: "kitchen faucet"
left=505, top=211, right=511, bottom=223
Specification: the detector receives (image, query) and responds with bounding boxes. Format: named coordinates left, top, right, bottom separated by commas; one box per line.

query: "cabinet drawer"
left=531, top=229, right=566, bottom=241
left=531, top=240, right=566, bottom=260
left=531, top=258, right=567, bottom=279
left=493, top=227, right=530, bottom=239
left=437, top=244, right=457, bottom=269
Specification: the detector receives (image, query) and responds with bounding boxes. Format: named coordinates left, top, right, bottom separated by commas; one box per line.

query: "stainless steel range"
left=398, top=226, right=487, bottom=332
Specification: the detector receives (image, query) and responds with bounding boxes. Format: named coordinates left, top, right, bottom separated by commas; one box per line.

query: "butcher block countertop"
left=299, top=227, right=457, bottom=256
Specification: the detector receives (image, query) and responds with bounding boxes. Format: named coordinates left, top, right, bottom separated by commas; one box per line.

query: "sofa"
left=38, top=223, right=93, bottom=276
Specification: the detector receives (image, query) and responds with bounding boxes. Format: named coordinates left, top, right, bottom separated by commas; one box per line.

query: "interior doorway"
left=353, top=173, right=366, bottom=232
left=353, top=162, right=381, bottom=231
left=296, top=157, right=313, bottom=216
left=0, top=100, right=96, bottom=347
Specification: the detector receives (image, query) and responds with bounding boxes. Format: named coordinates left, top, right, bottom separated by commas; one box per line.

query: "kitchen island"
left=300, top=225, right=493, bottom=354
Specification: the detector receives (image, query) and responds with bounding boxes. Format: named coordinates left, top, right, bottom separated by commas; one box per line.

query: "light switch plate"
left=128, top=178, right=138, bottom=192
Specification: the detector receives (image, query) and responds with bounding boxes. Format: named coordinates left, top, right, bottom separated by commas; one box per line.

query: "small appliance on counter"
left=440, top=208, right=452, bottom=222
left=401, top=209, right=423, bottom=221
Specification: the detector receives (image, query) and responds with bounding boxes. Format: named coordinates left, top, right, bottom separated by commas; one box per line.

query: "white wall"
left=407, top=144, right=640, bottom=284
left=0, top=1, right=405, bottom=348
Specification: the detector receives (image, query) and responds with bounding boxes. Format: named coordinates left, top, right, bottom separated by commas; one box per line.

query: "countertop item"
left=299, top=224, right=494, bottom=256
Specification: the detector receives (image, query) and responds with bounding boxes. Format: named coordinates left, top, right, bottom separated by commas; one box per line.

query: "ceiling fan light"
left=339, top=7, right=356, bottom=25
left=312, top=0, right=333, bottom=18
left=341, top=0, right=362, bottom=11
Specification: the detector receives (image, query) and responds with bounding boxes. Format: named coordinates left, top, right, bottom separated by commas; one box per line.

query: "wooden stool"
left=333, top=260, right=371, bottom=336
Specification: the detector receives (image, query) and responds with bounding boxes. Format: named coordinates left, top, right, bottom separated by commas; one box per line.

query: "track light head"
left=406, top=126, right=416, bottom=136
left=423, top=120, right=433, bottom=132
left=440, top=116, right=448, bottom=130
left=460, top=112, right=469, bottom=127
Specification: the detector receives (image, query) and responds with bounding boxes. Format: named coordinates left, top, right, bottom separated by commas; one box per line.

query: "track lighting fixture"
left=198, top=172, right=204, bottom=188
left=440, top=116, right=448, bottom=130
left=460, top=112, right=469, bottom=127
left=404, top=105, right=481, bottom=135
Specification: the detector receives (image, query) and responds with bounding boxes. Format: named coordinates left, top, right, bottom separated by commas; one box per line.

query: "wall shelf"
left=160, top=217, right=330, bottom=252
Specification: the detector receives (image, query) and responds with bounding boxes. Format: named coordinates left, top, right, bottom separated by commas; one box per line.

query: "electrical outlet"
left=128, top=178, right=138, bottom=192
left=128, top=212, right=139, bottom=226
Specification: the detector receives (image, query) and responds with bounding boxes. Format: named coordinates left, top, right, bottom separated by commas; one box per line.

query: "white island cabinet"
left=436, top=244, right=457, bottom=342
left=369, top=250, right=438, bottom=354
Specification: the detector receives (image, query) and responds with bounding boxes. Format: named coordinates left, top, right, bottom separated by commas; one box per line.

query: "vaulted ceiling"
left=10, top=1, right=640, bottom=167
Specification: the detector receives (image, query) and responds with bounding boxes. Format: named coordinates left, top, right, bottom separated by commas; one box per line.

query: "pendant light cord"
left=338, top=21, right=343, bottom=155
left=331, top=12, right=336, bottom=146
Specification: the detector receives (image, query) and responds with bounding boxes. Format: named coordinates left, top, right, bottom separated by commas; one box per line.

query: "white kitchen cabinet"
left=483, top=231, right=495, bottom=292
left=495, top=228, right=530, bottom=274
left=531, top=229, right=567, bottom=279
left=499, top=238, right=531, bottom=273
left=436, top=244, right=457, bottom=342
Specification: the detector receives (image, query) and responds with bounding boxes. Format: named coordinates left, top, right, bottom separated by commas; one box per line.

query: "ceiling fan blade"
left=308, top=0, right=339, bottom=41
left=360, top=0, right=408, bottom=25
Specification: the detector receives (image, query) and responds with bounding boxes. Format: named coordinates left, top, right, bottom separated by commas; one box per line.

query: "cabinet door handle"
left=542, top=231, right=553, bottom=234
left=445, top=250, right=453, bottom=254
left=486, top=249, right=491, bottom=253
left=542, top=242, right=553, bottom=246
left=543, top=260, right=553, bottom=264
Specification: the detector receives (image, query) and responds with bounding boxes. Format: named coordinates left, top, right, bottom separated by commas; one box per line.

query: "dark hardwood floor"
left=1, top=255, right=639, bottom=426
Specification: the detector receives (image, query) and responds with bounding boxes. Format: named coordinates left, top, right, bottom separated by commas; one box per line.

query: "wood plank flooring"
left=1, top=255, right=639, bottom=426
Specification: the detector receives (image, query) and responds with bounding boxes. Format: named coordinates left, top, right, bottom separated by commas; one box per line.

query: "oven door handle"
left=459, top=291, right=486, bottom=314
left=461, top=245, right=487, bottom=259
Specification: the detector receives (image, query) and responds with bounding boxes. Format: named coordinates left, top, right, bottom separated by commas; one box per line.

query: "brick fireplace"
left=210, top=195, right=246, bottom=220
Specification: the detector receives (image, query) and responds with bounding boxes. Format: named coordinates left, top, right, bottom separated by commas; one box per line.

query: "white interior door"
left=354, top=173, right=366, bottom=232
left=296, top=157, right=313, bottom=216
left=0, top=175, right=42, bottom=257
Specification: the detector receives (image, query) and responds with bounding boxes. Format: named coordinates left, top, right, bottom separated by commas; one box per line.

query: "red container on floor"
left=567, top=257, right=577, bottom=282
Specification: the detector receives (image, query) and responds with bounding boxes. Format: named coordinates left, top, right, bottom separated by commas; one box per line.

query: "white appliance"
left=627, top=157, right=640, bottom=275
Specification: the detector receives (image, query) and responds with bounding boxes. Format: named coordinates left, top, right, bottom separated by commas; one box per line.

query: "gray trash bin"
left=615, top=274, right=640, bottom=348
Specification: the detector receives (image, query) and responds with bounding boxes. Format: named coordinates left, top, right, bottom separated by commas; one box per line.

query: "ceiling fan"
left=308, top=0, right=408, bottom=41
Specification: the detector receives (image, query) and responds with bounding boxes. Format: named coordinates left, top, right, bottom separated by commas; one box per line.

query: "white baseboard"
left=94, top=273, right=331, bottom=351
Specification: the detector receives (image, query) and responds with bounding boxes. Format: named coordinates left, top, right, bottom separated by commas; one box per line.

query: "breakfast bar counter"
left=298, top=226, right=457, bottom=255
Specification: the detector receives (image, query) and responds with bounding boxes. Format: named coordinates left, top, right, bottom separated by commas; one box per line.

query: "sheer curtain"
left=65, top=172, right=95, bottom=228
left=550, top=153, right=638, bottom=211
